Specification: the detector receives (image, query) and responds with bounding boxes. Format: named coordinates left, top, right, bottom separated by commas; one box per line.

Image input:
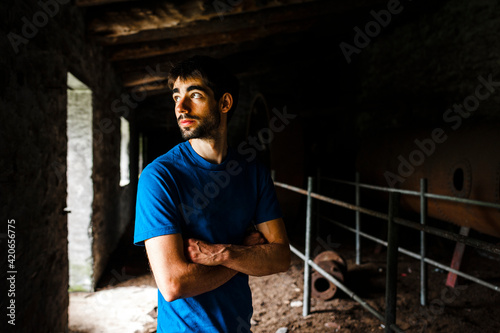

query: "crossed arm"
left=145, top=218, right=291, bottom=302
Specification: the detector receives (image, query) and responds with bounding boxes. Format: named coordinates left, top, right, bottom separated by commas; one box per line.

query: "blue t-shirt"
left=134, top=141, right=282, bottom=333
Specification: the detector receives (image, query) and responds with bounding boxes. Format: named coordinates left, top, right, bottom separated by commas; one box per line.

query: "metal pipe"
left=290, top=245, right=405, bottom=333
left=277, top=178, right=500, bottom=332
left=322, top=177, right=421, bottom=197
left=318, top=215, right=500, bottom=292
left=302, top=177, right=313, bottom=317
left=274, top=181, right=309, bottom=195
left=385, top=193, right=400, bottom=333
left=316, top=168, right=321, bottom=249
left=355, top=172, right=361, bottom=266
left=423, top=193, right=500, bottom=209
left=320, top=177, right=500, bottom=209
left=274, top=182, right=500, bottom=256
left=291, top=246, right=383, bottom=321
left=393, top=216, right=500, bottom=256
left=420, top=178, right=428, bottom=306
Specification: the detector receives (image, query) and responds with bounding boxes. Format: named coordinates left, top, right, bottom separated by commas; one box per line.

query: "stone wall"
left=1, top=0, right=125, bottom=331
left=91, top=90, right=122, bottom=288
left=355, top=0, right=500, bottom=137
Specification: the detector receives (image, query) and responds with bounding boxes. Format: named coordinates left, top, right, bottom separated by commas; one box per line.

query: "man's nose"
left=175, top=96, right=190, bottom=113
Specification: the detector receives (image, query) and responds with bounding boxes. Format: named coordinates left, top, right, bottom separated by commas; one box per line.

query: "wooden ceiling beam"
left=116, top=27, right=306, bottom=89
left=86, top=0, right=211, bottom=40
left=113, top=37, right=261, bottom=79
left=88, top=0, right=385, bottom=45
left=128, top=81, right=170, bottom=96
left=117, top=30, right=310, bottom=96
left=109, top=17, right=317, bottom=62
left=86, top=0, right=259, bottom=42
left=75, top=0, right=140, bottom=7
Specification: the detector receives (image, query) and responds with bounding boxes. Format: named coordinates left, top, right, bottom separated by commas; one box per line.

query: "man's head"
left=168, top=55, right=239, bottom=123
left=171, top=76, right=222, bottom=141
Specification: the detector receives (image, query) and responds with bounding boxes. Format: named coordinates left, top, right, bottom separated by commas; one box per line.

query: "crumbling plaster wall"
left=1, top=0, right=126, bottom=331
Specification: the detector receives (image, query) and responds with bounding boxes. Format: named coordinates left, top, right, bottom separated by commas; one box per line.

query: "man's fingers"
left=243, top=231, right=267, bottom=246
left=184, top=238, right=199, bottom=262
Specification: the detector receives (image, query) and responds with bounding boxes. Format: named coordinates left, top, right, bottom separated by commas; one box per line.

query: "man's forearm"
left=220, top=242, right=290, bottom=276
left=185, top=219, right=291, bottom=277
left=145, top=234, right=238, bottom=302
left=166, top=262, right=237, bottom=300
left=187, top=239, right=291, bottom=276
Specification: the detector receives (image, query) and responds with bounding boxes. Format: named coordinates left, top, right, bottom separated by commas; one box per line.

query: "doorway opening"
left=67, top=72, right=94, bottom=292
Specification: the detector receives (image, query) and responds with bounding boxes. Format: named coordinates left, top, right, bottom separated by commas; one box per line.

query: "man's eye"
left=192, top=93, right=202, bottom=98
left=173, top=96, right=180, bottom=102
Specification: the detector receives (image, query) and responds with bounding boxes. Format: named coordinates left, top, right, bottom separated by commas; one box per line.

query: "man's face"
left=172, top=77, right=221, bottom=141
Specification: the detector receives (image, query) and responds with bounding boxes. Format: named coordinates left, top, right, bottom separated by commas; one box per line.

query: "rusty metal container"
left=356, top=122, right=500, bottom=238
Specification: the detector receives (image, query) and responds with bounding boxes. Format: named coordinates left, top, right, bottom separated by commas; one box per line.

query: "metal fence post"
left=355, top=172, right=361, bottom=265
left=385, top=192, right=400, bottom=333
left=316, top=168, right=321, bottom=244
left=420, top=178, right=428, bottom=306
left=303, top=176, right=313, bottom=317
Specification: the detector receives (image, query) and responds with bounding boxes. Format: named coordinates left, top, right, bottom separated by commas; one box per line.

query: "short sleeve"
left=253, top=163, right=283, bottom=224
left=133, top=163, right=182, bottom=246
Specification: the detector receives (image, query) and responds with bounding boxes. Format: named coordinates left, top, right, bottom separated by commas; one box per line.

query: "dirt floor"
left=86, top=230, right=500, bottom=333
left=248, top=247, right=500, bottom=333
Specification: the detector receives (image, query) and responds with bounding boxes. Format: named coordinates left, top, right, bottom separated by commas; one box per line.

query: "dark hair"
left=168, top=55, right=239, bottom=122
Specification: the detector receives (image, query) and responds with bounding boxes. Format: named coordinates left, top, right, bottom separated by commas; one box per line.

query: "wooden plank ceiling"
left=80, top=0, right=389, bottom=98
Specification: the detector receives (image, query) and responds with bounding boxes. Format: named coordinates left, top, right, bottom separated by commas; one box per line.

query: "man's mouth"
left=178, top=116, right=198, bottom=127
left=179, top=119, right=195, bottom=126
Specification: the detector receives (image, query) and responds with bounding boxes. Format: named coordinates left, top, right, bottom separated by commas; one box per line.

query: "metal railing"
left=274, top=173, right=500, bottom=333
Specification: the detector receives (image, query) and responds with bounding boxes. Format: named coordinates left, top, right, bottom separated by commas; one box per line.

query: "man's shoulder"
left=142, top=142, right=187, bottom=176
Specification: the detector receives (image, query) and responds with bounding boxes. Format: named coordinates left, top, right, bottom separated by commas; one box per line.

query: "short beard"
left=178, top=107, right=221, bottom=141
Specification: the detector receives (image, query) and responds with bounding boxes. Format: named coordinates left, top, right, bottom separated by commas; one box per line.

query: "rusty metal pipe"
left=311, top=250, right=347, bottom=300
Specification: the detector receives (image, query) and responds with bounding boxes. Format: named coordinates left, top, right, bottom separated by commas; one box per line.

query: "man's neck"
left=188, top=137, right=228, bottom=164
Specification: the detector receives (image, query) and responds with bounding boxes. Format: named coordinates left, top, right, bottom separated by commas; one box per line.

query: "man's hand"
left=184, top=219, right=290, bottom=276
left=185, top=238, right=227, bottom=266
left=185, top=230, right=266, bottom=265
left=243, top=230, right=267, bottom=246
left=145, top=234, right=238, bottom=302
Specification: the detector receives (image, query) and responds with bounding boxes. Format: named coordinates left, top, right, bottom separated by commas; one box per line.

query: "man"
left=134, top=55, right=291, bottom=333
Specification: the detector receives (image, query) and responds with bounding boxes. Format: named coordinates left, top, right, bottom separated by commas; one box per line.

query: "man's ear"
left=219, top=93, right=233, bottom=114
